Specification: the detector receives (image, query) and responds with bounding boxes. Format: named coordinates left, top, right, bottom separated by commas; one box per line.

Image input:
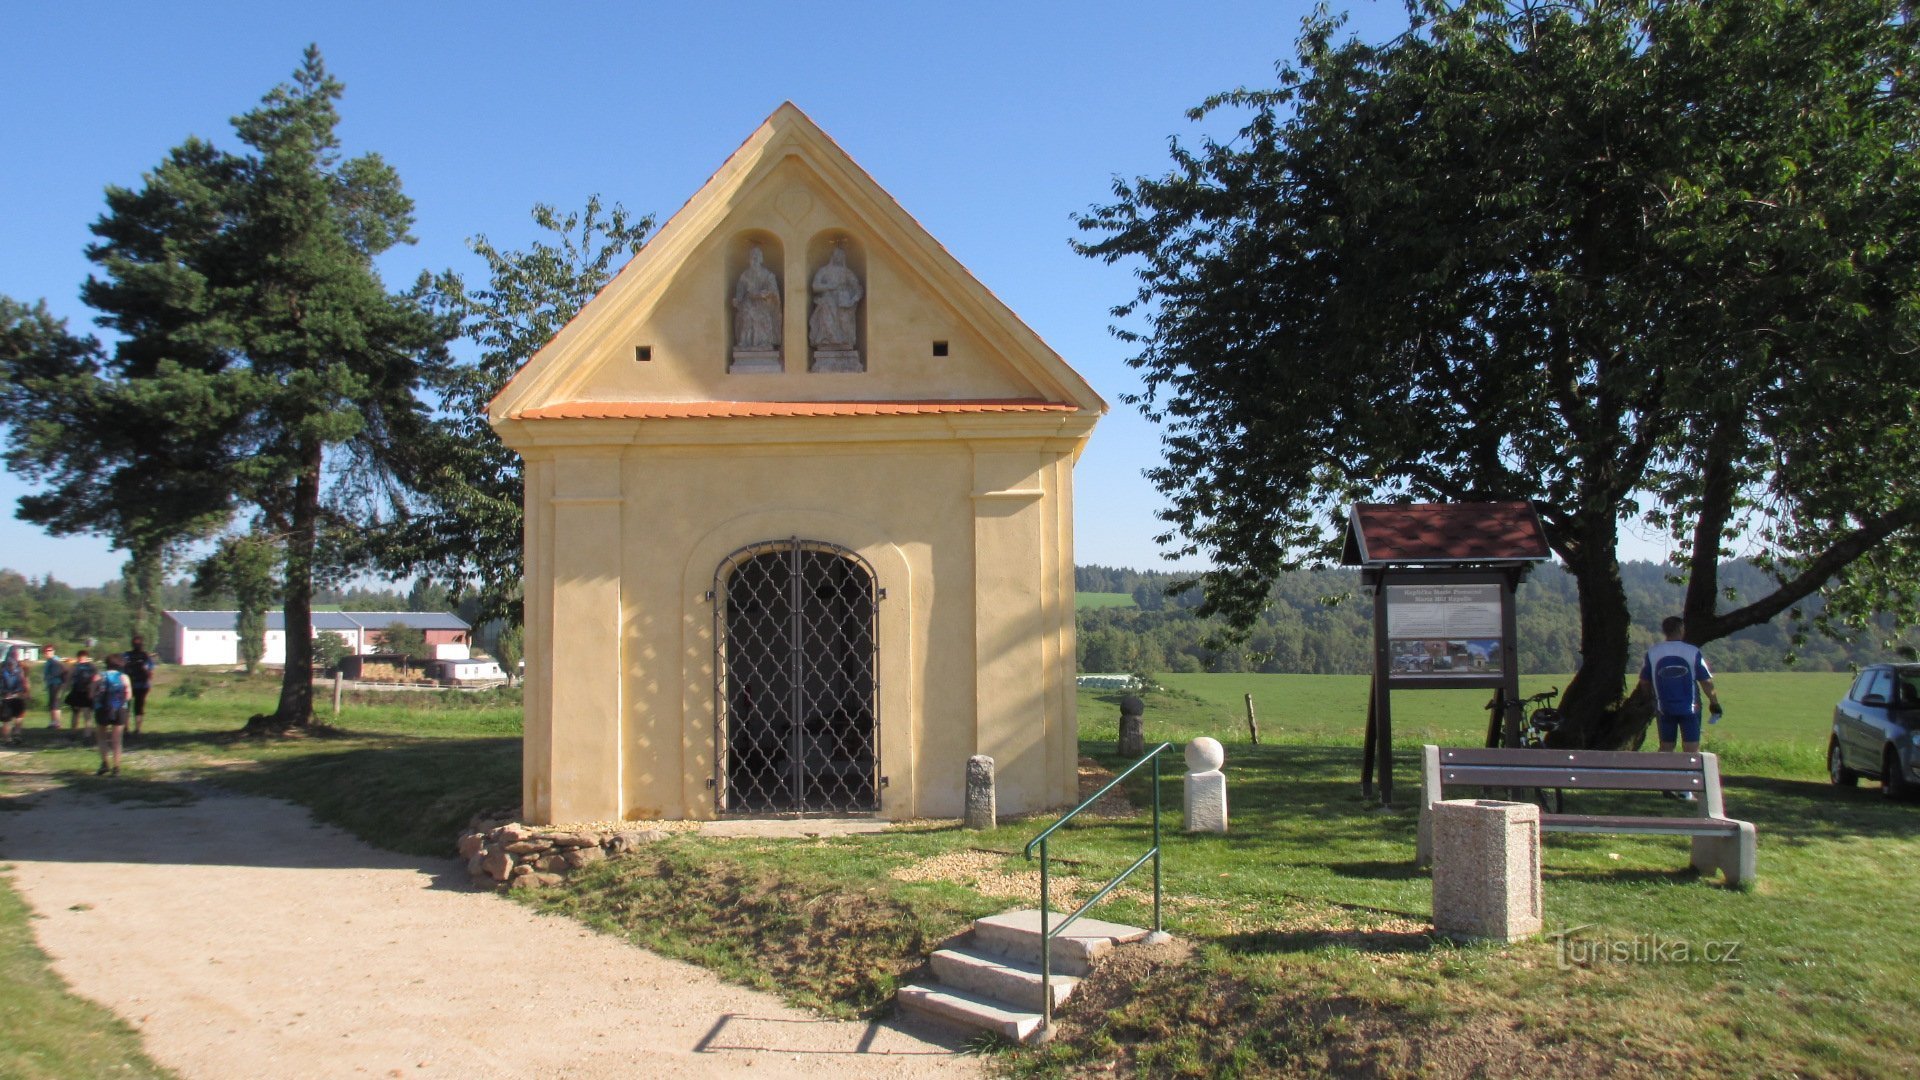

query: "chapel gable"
left=490, top=104, right=1103, bottom=421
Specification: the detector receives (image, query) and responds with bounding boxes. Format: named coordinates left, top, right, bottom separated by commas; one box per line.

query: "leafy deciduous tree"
left=382, top=199, right=652, bottom=631
left=377, top=620, right=428, bottom=662
left=193, top=533, right=280, bottom=674
left=491, top=623, right=523, bottom=686
left=311, top=631, right=354, bottom=674
left=1076, top=0, right=1920, bottom=744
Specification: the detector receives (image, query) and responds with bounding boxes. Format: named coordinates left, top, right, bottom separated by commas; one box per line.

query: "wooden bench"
left=1414, top=746, right=1757, bottom=887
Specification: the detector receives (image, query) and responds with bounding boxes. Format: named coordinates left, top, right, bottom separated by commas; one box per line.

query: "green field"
left=1143, top=671, right=1844, bottom=769
left=1074, top=591, right=1138, bottom=609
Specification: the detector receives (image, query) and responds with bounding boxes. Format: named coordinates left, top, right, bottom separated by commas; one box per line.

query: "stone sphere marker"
left=1183, top=737, right=1228, bottom=834
left=1118, top=694, right=1146, bottom=758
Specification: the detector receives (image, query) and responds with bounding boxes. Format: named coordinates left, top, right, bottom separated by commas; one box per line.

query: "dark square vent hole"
left=635, top=345, right=653, bottom=362
left=931, top=340, right=949, bottom=357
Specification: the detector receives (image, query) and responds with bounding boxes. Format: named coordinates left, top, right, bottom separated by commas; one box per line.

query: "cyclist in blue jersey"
left=1635, top=617, right=1723, bottom=798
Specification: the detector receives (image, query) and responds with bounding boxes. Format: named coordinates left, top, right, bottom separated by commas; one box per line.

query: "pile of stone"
left=459, top=821, right=670, bottom=891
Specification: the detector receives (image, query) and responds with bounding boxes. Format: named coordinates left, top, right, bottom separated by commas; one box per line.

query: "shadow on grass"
left=1320, top=859, right=1421, bottom=881
left=0, top=736, right=517, bottom=885
left=0, top=786, right=480, bottom=890
left=1541, top=866, right=1701, bottom=885
left=1219, top=925, right=1439, bottom=956
left=204, top=736, right=521, bottom=857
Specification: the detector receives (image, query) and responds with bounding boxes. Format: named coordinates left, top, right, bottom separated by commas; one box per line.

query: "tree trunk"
left=270, top=441, right=323, bottom=728
left=1547, top=519, right=1651, bottom=750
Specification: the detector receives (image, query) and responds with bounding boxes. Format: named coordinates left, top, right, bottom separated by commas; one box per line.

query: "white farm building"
left=159, top=610, right=472, bottom=667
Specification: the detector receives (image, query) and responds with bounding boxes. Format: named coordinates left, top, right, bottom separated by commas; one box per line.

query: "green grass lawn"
left=4, top=667, right=1912, bottom=1077
left=1075, top=591, right=1138, bottom=609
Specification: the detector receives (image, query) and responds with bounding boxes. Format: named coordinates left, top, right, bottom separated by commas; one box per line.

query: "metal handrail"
left=1022, top=741, right=1172, bottom=1030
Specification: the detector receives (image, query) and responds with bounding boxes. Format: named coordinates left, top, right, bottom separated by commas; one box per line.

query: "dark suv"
left=1830, top=664, right=1920, bottom=799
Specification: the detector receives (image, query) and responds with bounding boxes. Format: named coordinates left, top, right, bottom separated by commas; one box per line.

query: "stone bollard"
left=1183, top=737, right=1228, bottom=833
left=965, top=754, right=997, bottom=830
left=1430, top=799, right=1542, bottom=943
left=1118, top=694, right=1146, bottom=758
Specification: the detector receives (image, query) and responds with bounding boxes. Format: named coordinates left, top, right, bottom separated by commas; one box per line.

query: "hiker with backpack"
left=94, top=654, right=132, bottom=776
left=43, top=646, right=68, bottom=730
left=125, top=634, right=156, bottom=739
left=64, top=649, right=97, bottom=747
left=0, top=648, right=27, bottom=746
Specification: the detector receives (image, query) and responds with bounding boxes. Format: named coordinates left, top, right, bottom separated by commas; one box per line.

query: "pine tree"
left=1, top=47, right=453, bottom=727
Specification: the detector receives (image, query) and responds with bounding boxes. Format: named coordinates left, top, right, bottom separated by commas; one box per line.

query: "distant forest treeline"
left=5, top=561, right=1899, bottom=676
left=1076, top=562, right=1914, bottom=675
left=0, top=569, right=472, bottom=653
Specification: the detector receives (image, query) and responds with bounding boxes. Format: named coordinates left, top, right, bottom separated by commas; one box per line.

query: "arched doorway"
left=715, top=539, right=878, bottom=812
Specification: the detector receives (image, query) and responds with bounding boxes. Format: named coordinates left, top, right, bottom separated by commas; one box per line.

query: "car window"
left=1865, top=669, right=1894, bottom=703
left=1898, top=675, right=1920, bottom=707
left=1851, top=671, right=1877, bottom=702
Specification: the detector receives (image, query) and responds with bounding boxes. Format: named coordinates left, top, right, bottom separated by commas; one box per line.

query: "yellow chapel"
left=490, top=104, right=1105, bottom=825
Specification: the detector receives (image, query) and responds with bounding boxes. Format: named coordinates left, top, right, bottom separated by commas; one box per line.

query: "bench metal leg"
left=1689, top=823, right=1757, bottom=888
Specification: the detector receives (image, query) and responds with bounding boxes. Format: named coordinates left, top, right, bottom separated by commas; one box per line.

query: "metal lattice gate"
left=714, top=539, right=879, bottom=813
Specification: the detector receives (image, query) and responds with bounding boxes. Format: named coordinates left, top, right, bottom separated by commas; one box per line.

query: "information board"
left=1383, top=582, right=1505, bottom=679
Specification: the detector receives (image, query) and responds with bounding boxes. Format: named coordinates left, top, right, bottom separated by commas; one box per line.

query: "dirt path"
left=0, top=771, right=980, bottom=1079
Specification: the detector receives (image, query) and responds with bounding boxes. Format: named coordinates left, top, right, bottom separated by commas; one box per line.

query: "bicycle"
left=1483, top=687, right=1566, bottom=812
left=1517, top=687, right=1566, bottom=812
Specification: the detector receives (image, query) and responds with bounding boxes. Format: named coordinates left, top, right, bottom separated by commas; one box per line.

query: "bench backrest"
left=1422, top=746, right=1723, bottom=817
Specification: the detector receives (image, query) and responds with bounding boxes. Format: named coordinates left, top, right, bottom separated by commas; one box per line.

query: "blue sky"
left=0, top=1, right=1673, bottom=587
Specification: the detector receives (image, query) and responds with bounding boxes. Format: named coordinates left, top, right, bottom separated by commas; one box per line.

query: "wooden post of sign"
left=1500, top=566, right=1524, bottom=748
left=1244, top=693, right=1260, bottom=744
left=332, top=672, right=343, bottom=720
left=1360, top=684, right=1378, bottom=799
left=1370, top=572, right=1395, bottom=805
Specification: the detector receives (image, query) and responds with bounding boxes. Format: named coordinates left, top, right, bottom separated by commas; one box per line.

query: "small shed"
left=427, top=658, right=507, bottom=686
left=1, top=638, right=43, bottom=663
left=491, top=104, right=1106, bottom=825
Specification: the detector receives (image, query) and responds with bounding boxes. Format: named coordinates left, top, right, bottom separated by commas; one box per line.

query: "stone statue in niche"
left=730, top=243, right=782, bottom=372
left=808, top=244, right=863, bottom=372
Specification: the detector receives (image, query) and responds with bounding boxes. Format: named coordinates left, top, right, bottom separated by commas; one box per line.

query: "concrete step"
left=970, top=909, right=1153, bottom=976
left=930, top=945, right=1081, bottom=1012
left=896, top=982, right=1044, bottom=1044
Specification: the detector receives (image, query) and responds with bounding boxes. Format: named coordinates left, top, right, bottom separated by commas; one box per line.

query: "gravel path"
left=0, top=774, right=980, bottom=1079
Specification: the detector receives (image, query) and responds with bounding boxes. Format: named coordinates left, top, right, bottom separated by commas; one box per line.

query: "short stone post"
left=1430, top=799, right=1542, bottom=943
left=964, top=754, right=997, bottom=830
left=1183, top=737, right=1228, bottom=833
left=1117, top=694, right=1146, bottom=758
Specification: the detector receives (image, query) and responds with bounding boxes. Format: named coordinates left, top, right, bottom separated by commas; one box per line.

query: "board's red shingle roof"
left=1343, top=502, right=1550, bottom=565
left=506, top=399, right=1077, bottom=421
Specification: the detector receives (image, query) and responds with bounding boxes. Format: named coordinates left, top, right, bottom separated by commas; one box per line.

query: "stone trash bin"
left=1430, top=798, right=1542, bottom=944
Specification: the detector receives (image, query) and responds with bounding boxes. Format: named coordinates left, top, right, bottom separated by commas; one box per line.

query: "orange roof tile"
left=507, top=399, right=1079, bottom=421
